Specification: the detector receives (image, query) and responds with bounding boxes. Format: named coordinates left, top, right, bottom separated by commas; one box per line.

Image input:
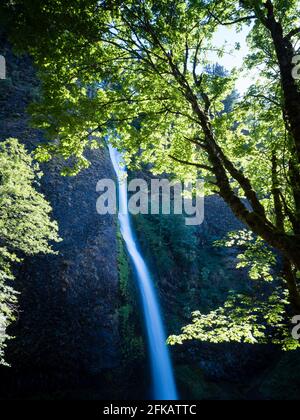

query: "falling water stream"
left=109, top=145, right=178, bottom=400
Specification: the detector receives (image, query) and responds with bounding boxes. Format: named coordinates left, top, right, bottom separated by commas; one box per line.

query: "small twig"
left=169, top=155, right=214, bottom=172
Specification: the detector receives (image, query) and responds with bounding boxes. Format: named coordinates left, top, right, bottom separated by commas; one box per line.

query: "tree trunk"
left=272, top=152, right=300, bottom=311
left=169, top=43, right=300, bottom=273
left=263, top=0, right=300, bottom=165
left=283, top=259, right=300, bottom=315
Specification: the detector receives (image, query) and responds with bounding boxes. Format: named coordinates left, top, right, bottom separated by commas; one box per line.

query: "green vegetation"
left=169, top=230, right=299, bottom=350
left=133, top=212, right=198, bottom=277
left=168, top=288, right=297, bottom=350
left=0, top=138, right=61, bottom=365
left=117, top=229, right=144, bottom=365
left=1, top=0, right=300, bottom=349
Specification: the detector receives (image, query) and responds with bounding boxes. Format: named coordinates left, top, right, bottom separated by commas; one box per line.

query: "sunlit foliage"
left=1, top=0, right=300, bottom=347
left=0, top=138, right=61, bottom=365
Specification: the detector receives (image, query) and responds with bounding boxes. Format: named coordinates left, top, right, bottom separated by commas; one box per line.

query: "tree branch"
left=183, top=136, right=208, bottom=150
left=193, top=39, right=202, bottom=87
left=207, top=9, right=256, bottom=26
left=248, top=93, right=281, bottom=107
left=285, top=27, right=300, bottom=41
left=169, top=155, right=214, bottom=172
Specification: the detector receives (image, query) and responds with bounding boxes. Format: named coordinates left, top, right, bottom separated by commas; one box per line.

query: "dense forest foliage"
left=1, top=0, right=300, bottom=371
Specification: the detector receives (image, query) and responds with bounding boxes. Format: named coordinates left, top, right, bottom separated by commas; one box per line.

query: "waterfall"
left=109, top=145, right=178, bottom=401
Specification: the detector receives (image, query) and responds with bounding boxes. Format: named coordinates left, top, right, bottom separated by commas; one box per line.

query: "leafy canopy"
left=2, top=0, right=300, bottom=348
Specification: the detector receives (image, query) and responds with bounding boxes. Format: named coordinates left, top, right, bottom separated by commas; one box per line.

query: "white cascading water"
left=109, top=145, right=178, bottom=400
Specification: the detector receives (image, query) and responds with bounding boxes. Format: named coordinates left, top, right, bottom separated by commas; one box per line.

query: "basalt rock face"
left=0, top=34, right=122, bottom=398
left=9, top=150, right=120, bottom=374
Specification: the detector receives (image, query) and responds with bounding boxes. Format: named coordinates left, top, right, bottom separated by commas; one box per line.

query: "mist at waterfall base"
left=109, top=145, right=178, bottom=401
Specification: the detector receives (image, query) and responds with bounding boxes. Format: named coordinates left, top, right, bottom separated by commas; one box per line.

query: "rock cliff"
left=0, top=33, right=126, bottom=399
